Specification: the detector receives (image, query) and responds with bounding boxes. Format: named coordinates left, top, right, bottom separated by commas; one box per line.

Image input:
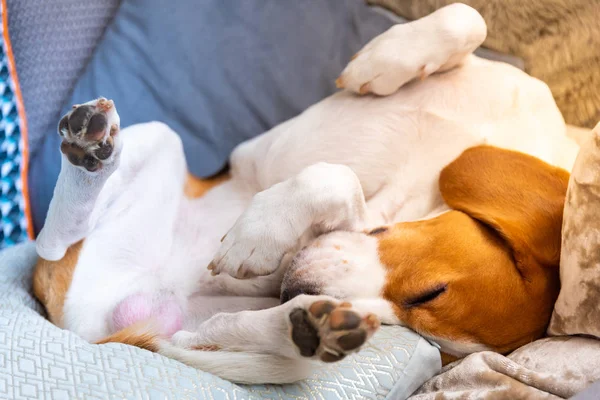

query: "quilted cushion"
left=548, top=122, right=600, bottom=338
left=0, top=242, right=441, bottom=399
left=28, top=0, right=398, bottom=233
left=7, top=0, right=121, bottom=155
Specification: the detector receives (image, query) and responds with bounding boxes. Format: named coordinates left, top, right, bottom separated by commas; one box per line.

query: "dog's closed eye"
left=404, top=284, right=447, bottom=308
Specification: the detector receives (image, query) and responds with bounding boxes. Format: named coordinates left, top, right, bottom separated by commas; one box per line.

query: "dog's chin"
left=280, top=246, right=323, bottom=304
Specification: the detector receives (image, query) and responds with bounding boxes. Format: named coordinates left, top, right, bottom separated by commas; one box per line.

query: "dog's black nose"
left=280, top=286, right=319, bottom=304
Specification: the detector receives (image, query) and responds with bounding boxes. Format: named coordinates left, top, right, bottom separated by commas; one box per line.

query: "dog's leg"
left=168, top=295, right=379, bottom=369
left=209, top=162, right=371, bottom=279
left=36, top=98, right=121, bottom=261
left=35, top=99, right=191, bottom=341
left=337, top=3, right=487, bottom=96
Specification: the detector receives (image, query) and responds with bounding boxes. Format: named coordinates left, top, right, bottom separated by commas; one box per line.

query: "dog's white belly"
left=232, top=55, right=571, bottom=225
left=62, top=168, right=279, bottom=341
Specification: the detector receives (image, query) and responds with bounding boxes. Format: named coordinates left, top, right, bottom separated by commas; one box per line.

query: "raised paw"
left=207, top=192, right=299, bottom=279
left=335, top=24, right=427, bottom=96
left=289, top=300, right=380, bottom=362
left=58, top=97, right=121, bottom=172
left=336, top=4, right=486, bottom=96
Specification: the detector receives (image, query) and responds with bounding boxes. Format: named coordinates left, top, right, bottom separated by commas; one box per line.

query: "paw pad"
left=57, top=98, right=120, bottom=172
left=290, top=300, right=380, bottom=362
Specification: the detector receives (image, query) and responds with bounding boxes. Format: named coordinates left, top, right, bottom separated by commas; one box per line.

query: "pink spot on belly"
left=112, top=293, right=183, bottom=337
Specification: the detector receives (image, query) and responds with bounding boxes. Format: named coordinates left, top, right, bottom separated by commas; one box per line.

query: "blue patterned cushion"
left=0, top=1, right=30, bottom=250
left=0, top=242, right=442, bottom=399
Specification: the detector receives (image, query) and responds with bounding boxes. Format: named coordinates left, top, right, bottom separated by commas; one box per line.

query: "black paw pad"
left=82, top=155, right=100, bottom=172
left=94, top=139, right=113, bottom=160
left=67, top=105, right=96, bottom=136
left=308, top=300, right=336, bottom=319
left=337, top=331, right=367, bottom=351
left=290, top=308, right=319, bottom=357
left=329, top=309, right=361, bottom=330
left=320, top=352, right=345, bottom=363
left=86, top=113, right=108, bottom=140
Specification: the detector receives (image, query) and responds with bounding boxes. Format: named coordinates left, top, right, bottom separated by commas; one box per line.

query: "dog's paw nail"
left=335, top=77, right=345, bottom=89
left=235, top=265, right=254, bottom=280
left=207, top=262, right=215, bottom=271
left=365, top=314, right=380, bottom=329
left=97, top=98, right=114, bottom=112
left=110, top=124, right=119, bottom=137
left=359, top=82, right=371, bottom=95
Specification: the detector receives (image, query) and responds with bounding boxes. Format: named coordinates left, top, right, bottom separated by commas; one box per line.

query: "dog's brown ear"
left=439, top=146, right=569, bottom=273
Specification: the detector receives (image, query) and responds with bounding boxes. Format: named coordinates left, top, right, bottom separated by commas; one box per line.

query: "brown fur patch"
left=441, top=352, right=459, bottom=366
left=34, top=173, right=229, bottom=326
left=192, top=344, right=221, bottom=351
left=378, top=146, right=568, bottom=356
left=33, top=241, right=83, bottom=326
left=95, top=321, right=160, bottom=352
left=184, top=172, right=230, bottom=198
left=440, top=146, right=569, bottom=272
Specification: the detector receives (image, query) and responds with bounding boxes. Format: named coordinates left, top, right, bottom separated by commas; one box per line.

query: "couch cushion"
left=28, top=0, right=398, bottom=233
left=7, top=0, right=121, bottom=155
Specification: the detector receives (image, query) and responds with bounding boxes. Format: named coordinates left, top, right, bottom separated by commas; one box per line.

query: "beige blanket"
left=369, top=0, right=600, bottom=129
left=410, top=337, right=600, bottom=399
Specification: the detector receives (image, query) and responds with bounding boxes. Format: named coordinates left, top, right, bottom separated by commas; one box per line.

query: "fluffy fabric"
left=410, top=337, right=600, bottom=399
left=368, top=0, right=600, bottom=128
left=549, top=122, right=600, bottom=338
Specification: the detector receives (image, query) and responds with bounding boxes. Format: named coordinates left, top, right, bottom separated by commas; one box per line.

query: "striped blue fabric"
left=0, top=2, right=29, bottom=249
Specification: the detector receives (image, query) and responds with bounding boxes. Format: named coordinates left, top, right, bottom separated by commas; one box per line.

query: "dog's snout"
left=280, top=286, right=319, bottom=304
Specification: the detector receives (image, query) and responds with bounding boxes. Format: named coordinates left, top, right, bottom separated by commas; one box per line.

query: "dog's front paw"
left=289, top=300, right=380, bottom=362
left=208, top=193, right=299, bottom=279
left=58, top=98, right=121, bottom=172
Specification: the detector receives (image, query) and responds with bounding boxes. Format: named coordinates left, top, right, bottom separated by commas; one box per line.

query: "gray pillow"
left=29, top=0, right=396, bottom=233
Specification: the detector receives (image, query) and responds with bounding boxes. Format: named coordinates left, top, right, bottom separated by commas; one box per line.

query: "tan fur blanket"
left=369, top=0, right=600, bottom=128
left=410, top=337, right=600, bottom=399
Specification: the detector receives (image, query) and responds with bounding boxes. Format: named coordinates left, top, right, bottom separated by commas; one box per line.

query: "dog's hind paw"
left=289, top=300, right=380, bottom=362
left=336, top=4, right=486, bottom=96
left=58, top=98, right=121, bottom=172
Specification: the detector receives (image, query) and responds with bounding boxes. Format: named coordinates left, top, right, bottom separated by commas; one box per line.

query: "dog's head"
left=282, top=146, right=569, bottom=358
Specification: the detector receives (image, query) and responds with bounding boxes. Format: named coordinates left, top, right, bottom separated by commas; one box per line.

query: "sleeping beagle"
left=33, top=4, right=576, bottom=384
